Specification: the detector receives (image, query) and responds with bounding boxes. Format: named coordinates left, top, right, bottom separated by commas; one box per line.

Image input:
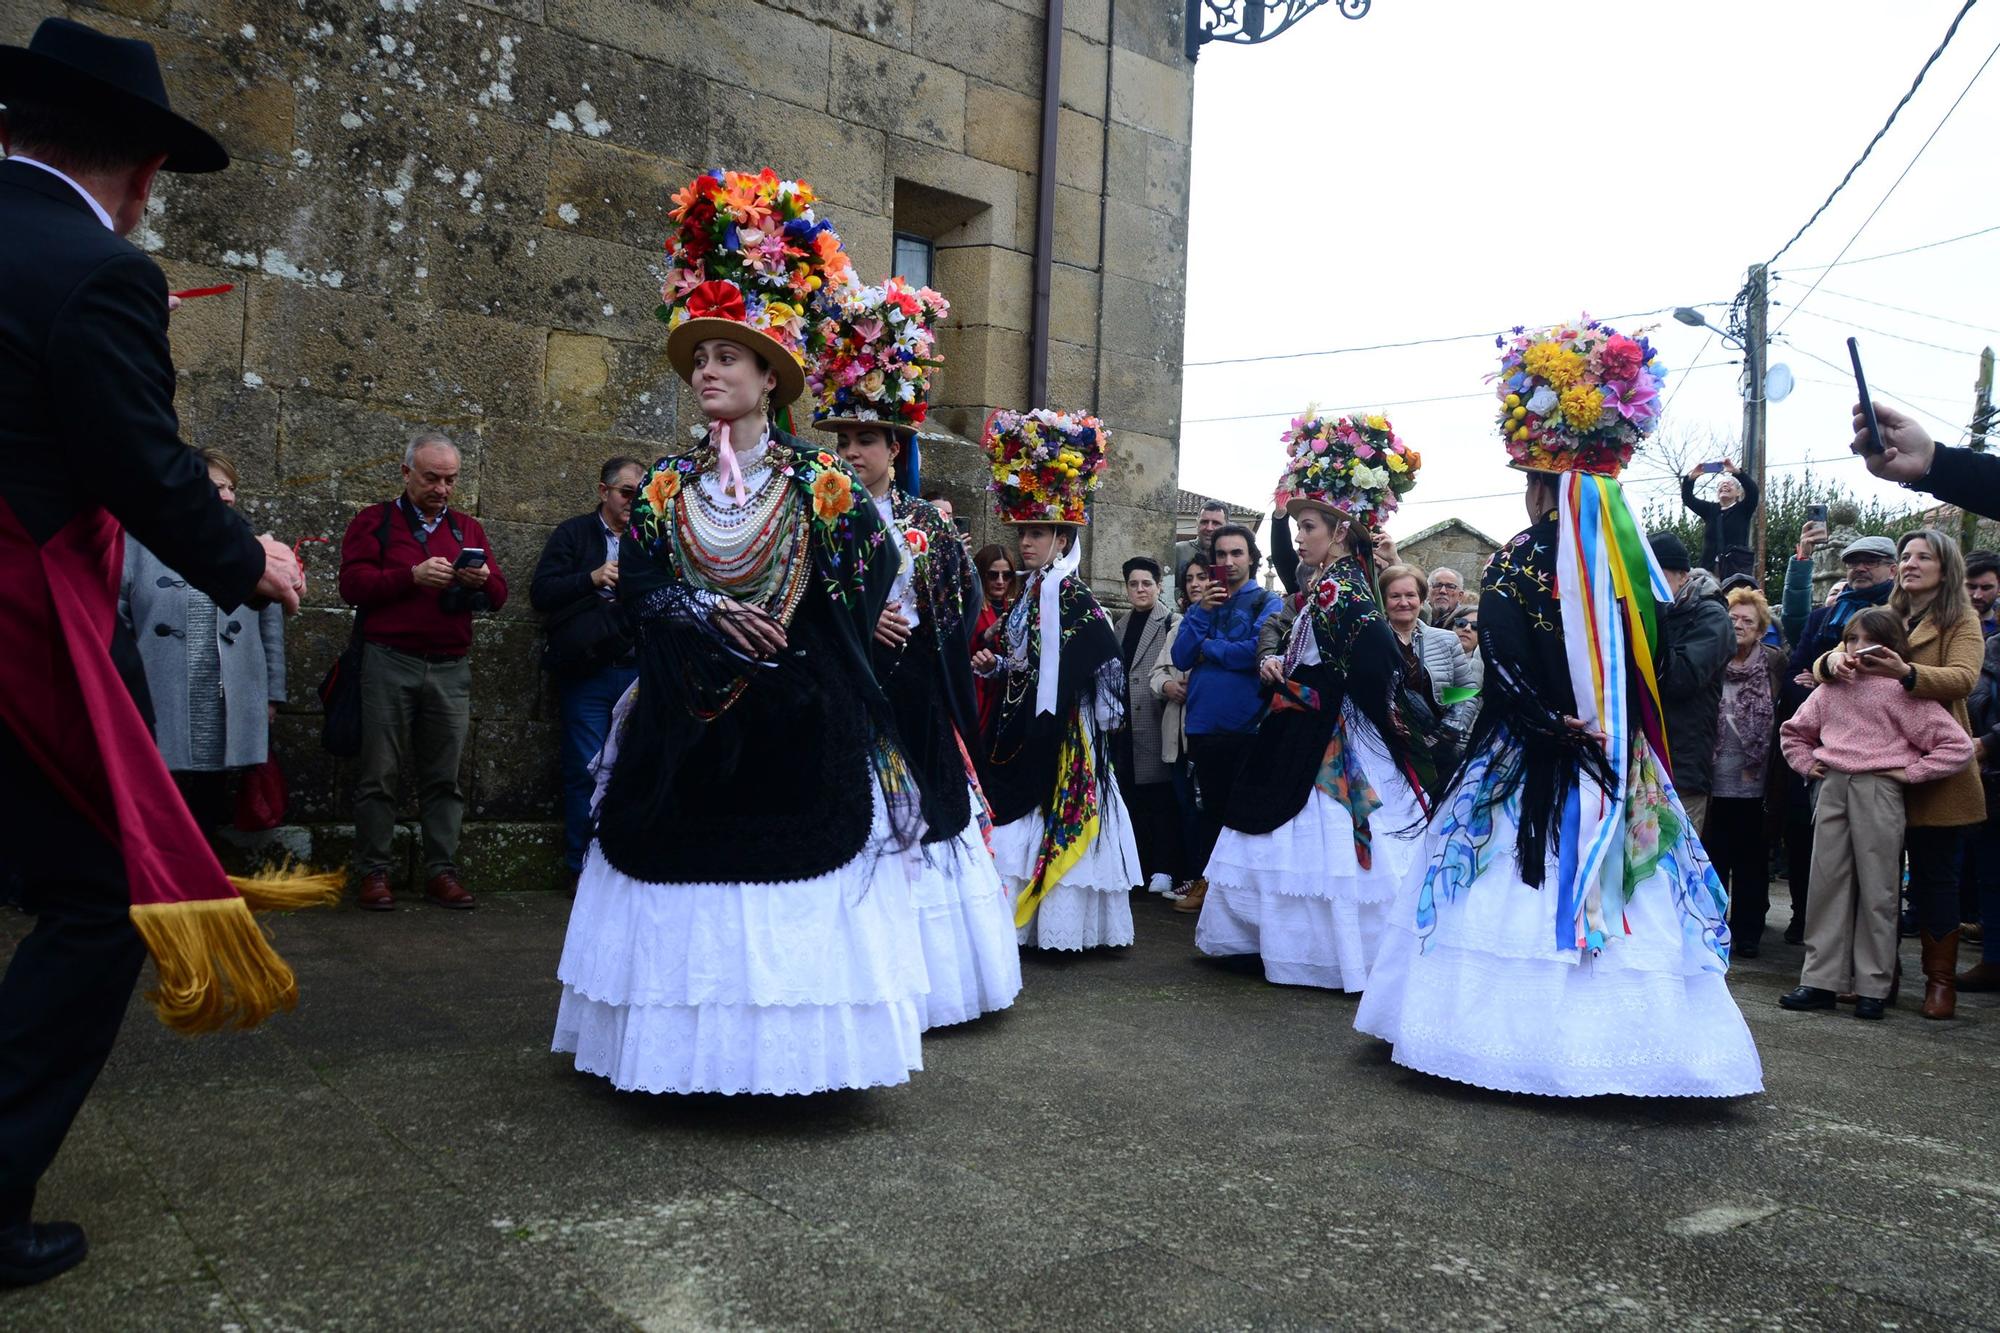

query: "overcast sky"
left=1178, top=0, right=2000, bottom=548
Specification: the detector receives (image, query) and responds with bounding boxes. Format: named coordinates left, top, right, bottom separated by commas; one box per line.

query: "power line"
left=1656, top=327, right=1719, bottom=422
left=1763, top=0, right=1982, bottom=269
left=1790, top=283, right=2000, bottom=339
left=1182, top=361, right=1741, bottom=426
left=1772, top=31, right=2000, bottom=340
left=1182, top=302, right=1728, bottom=369
left=1788, top=342, right=1973, bottom=439
left=1776, top=222, right=2000, bottom=274
left=1783, top=305, right=1978, bottom=356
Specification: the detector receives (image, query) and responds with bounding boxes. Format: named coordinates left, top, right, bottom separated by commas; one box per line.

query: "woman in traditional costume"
left=1355, top=318, right=1762, bottom=1097
left=812, top=277, right=1022, bottom=1029
left=975, top=410, right=1141, bottom=951
left=1195, top=413, right=1428, bottom=991
left=553, top=168, right=931, bottom=1096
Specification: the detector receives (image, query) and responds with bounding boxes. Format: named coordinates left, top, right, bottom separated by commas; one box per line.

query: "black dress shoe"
left=1783, top=921, right=1804, bottom=946
left=1854, top=996, right=1887, bottom=1020
left=0, top=1221, right=87, bottom=1287
left=1735, top=943, right=1761, bottom=960
left=1779, top=985, right=1837, bottom=1011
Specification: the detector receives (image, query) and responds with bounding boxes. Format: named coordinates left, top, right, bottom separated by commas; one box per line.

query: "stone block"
left=931, top=325, right=1029, bottom=419
left=276, top=389, right=454, bottom=506
left=1098, top=271, right=1185, bottom=364
left=479, top=421, right=632, bottom=526
left=1108, top=46, right=1193, bottom=144
left=912, top=0, right=1042, bottom=97
left=1113, top=0, right=1190, bottom=67
left=542, top=331, right=616, bottom=431
left=476, top=518, right=564, bottom=628
left=1045, top=338, right=1097, bottom=412
left=1100, top=429, right=1179, bottom=513
left=830, top=31, right=966, bottom=153
left=1101, top=198, right=1185, bottom=286
left=1, top=0, right=48, bottom=41
left=143, top=164, right=409, bottom=300
left=1095, top=348, right=1180, bottom=440
left=964, top=80, right=1040, bottom=175
left=236, top=486, right=383, bottom=610
left=87, top=14, right=294, bottom=167
left=607, top=340, right=680, bottom=444
left=1064, top=0, right=1111, bottom=42
left=932, top=243, right=1033, bottom=334
left=158, top=259, right=247, bottom=378
left=886, top=140, right=1022, bottom=250
left=1051, top=183, right=1101, bottom=269
left=547, top=0, right=831, bottom=113
left=545, top=136, right=685, bottom=251
left=515, top=26, right=710, bottom=165
left=1060, top=29, right=1108, bottom=119
left=467, top=717, right=561, bottom=818
left=455, top=820, right=566, bottom=892
left=707, top=86, right=888, bottom=217
left=837, top=209, right=894, bottom=289
left=767, top=0, right=915, bottom=48
left=1056, top=108, right=1105, bottom=192
left=469, top=619, right=551, bottom=721
left=244, top=281, right=545, bottom=422
left=1049, top=261, right=1101, bottom=348
left=415, top=219, right=662, bottom=341
left=175, top=374, right=279, bottom=498
left=1080, top=498, right=1174, bottom=588
left=1106, top=123, right=1191, bottom=219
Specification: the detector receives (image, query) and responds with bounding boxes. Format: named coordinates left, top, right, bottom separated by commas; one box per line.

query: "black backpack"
left=316, top=503, right=400, bottom=757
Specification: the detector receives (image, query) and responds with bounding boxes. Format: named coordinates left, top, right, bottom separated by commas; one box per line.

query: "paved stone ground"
left=5, top=890, right=1999, bottom=1331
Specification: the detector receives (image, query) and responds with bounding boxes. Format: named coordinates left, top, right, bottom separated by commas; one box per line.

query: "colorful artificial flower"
left=656, top=168, right=858, bottom=400
left=1492, top=316, right=1667, bottom=477
left=644, top=468, right=681, bottom=515
left=809, top=276, right=950, bottom=433
left=982, top=408, right=1110, bottom=525
left=1270, top=408, right=1420, bottom=525
left=811, top=467, right=854, bottom=523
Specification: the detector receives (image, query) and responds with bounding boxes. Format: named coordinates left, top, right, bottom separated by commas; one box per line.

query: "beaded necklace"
left=670, top=446, right=795, bottom=606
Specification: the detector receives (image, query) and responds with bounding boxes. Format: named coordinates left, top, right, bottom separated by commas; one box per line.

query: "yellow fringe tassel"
left=129, top=860, right=342, bottom=1034
left=226, top=859, right=345, bottom=912
left=129, top=897, right=300, bottom=1034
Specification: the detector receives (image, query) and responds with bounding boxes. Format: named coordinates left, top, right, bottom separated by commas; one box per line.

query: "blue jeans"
left=558, top=665, right=638, bottom=872
left=1973, top=816, right=2000, bottom=964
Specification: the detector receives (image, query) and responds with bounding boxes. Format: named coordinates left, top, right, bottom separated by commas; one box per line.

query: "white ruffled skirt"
left=905, top=797, right=1023, bottom=1029
left=990, top=778, right=1140, bottom=952
left=1197, top=708, right=1425, bottom=991
left=1354, top=769, right=1763, bottom=1098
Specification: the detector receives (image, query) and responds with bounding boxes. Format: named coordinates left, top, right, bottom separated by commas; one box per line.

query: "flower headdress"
left=656, top=167, right=857, bottom=407
left=1494, top=317, right=1666, bottom=477
left=1271, top=409, right=1419, bottom=526
left=983, top=408, right=1109, bottom=526
left=810, top=276, right=950, bottom=437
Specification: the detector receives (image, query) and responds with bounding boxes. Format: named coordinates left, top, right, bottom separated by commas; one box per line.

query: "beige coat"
left=1815, top=606, right=1984, bottom=827
left=1148, top=630, right=1189, bottom=765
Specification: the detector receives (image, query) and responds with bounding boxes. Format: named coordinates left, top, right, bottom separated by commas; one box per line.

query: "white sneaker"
left=1147, top=872, right=1174, bottom=896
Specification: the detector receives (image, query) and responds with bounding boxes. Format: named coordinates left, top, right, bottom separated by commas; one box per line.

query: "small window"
left=892, top=232, right=935, bottom=289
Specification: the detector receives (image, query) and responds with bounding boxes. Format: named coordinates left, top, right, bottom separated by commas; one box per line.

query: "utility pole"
left=1739, top=263, right=1770, bottom=584
left=1962, top=345, right=1994, bottom=552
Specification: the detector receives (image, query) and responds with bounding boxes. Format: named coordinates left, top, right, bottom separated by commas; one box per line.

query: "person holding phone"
left=1680, top=457, right=1760, bottom=584
left=338, top=431, right=510, bottom=912
left=1850, top=402, right=2000, bottom=522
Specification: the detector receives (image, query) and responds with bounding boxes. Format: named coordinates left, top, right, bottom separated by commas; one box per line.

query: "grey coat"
left=1655, top=569, right=1734, bottom=796
left=120, top=539, right=285, bottom=771
left=1405, top=619, right=1482, bottom=741
left=1115, top=607, right=1179, bottom=785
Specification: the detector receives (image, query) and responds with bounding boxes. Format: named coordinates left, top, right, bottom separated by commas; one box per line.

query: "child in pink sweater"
left=1778, top=608, right=1974, bottom=1019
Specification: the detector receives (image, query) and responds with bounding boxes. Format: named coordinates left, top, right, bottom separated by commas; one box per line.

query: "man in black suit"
left=0, top=17, right=303, bottom=1286
left=530, top=456, right=644, bottom=890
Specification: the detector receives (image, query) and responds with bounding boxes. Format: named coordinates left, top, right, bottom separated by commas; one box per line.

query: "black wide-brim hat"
left=0, top=18, right=228, bottom=173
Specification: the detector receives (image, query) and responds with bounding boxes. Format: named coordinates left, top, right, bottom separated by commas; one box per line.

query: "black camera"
left=439, top=585, right=492, bottom=615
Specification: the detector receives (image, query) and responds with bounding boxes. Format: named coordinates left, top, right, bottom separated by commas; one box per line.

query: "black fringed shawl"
left=1448, top=517, right=1617, bottom=886
left=978, top=571, right=1122, bottom=828
left=1223, top=555, right=1412, bottom=836
left=593, top=429, right=908, bottom=884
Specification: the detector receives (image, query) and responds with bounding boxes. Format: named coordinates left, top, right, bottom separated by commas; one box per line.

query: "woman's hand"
left=713, top=597, right=788, bottom=658
left=971, top=648, right=998, bottom=674
left=1808, top=760, right=1828, bottom=779
left=1885, top=766, right=1910, bottom=783
left=1162, top=677, right=1188, bottom=703
left=1258, top=655, right=1286, bottom=685
left=1795, top=521, right=1828, bottom=561
left=1561, top=714, right=1606, bottom=745
left=1852, top=646, right=1908, bottom=680
left=874, top=600, right=912, bottom=649
left=1824, top=651, right=1858, bottom=684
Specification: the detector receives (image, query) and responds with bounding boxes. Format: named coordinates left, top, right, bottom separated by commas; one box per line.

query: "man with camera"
left=530, top=457, right=643, bottom=893
left=337, top=432, right=509, bottom=911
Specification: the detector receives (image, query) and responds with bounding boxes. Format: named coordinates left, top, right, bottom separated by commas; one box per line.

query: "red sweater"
left=337, top=499, right=509, bottom=657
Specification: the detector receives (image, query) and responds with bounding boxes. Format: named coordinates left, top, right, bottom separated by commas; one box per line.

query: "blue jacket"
left=1171, top=581, right=1281, bottom=736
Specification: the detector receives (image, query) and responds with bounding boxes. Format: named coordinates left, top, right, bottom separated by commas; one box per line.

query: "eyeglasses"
left=1432, top=582, right=1460, bottom=592
left=610, top=485, right=639, bottom=500
left=983, top=568, right=1015, bottom=581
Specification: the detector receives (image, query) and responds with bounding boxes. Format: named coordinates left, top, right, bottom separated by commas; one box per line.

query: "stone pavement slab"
left=3, top=892, right=1998, bottom=1331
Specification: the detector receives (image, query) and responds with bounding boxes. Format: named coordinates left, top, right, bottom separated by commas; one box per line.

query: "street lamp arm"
left=1187, top=0, right=1372, bottom=61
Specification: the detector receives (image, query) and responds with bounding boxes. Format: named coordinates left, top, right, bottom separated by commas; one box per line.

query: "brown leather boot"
left=1956, top=959, right=2000, bottom=991
left=1173, top=877, right=1208, bottom=914
left=425, top=871, right=477, bottom=910
left=356, top=871, right=394, bottom=912
left=1920, top=929, right=1959, bottom=1020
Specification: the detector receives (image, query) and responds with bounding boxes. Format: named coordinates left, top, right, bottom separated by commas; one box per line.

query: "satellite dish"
left=1764, top=363, right=1795, bottom=403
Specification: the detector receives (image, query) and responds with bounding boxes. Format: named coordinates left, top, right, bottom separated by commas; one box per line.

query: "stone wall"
left=0, top=0, right=1195, bottom=887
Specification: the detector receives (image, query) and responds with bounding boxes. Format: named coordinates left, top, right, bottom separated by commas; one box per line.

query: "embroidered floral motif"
left=810, top=468, right=854, bottom=523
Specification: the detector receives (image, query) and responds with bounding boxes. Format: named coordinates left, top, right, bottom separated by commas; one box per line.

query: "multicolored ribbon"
left=1015, top=710, right=1100, bottom=927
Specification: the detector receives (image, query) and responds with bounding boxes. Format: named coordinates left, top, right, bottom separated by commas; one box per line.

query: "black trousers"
left=1707, top=796, right=1772, bottom=947
left=1782, top=781, right=1813, bottom=916
left=0, top=719, right=148, bottom=1225
left=1907, top=824, right=1968, bottom=938
left=1187, top=731, right=1256, bottom=877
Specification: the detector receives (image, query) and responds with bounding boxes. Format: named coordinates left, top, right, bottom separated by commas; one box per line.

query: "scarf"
left=1825, top=576, right=1891, bottom=634
left=1720, top=650, right=1773, bottom=771
left=1119, top=605, right=1152, bottom=671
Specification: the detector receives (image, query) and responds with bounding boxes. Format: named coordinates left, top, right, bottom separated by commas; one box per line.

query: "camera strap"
left=394, top=495, right=463, bottom=553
